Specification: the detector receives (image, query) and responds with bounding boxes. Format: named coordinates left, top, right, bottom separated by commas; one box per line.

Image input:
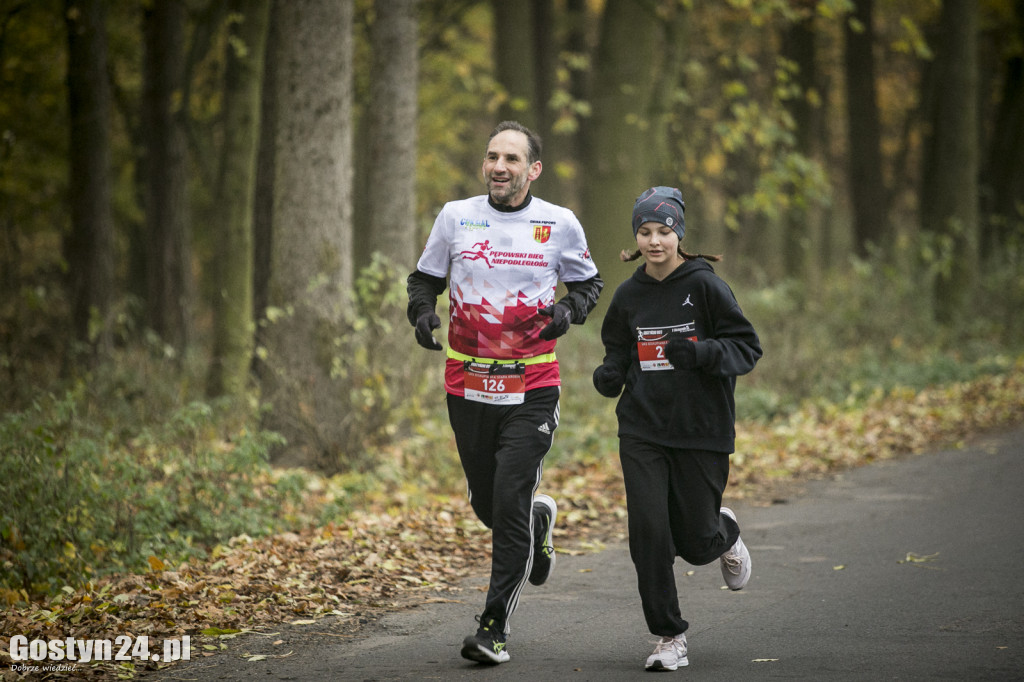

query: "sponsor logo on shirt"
left=460, top=218, right=490, bottom=230
left=636, top=323, right=695, bottom=342
left=533, top=225, right=551, bottom=244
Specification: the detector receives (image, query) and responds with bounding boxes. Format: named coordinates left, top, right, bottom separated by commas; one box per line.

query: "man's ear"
left=528, top=160, right=543, bottom=182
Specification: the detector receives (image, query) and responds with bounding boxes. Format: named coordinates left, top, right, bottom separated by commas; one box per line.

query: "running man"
left=407, top=120, right=603, bottom=665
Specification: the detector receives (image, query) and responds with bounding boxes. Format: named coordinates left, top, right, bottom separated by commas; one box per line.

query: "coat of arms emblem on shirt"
left=533, top=225, right=551, bottom=244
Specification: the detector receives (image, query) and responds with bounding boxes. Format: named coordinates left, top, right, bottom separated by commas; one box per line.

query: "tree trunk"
left=64, top=0, right=115, bottom=359
left=261, top=0, right=354, bottom=468
left=579, top=0, right=668, bottom=290
left=206, top=0, right=270, bottom=398
left=142, top=0, right=192, bottom=351
left=920, top=0, right=979, bottom=324
left=491, top=0, right=536, bottom=130
left=541, top=0, right=588, bottom=210
left=253, top=2, right=277, bottom=366
left=981, top=0, right=1024, bottom=259
left=844, top=0, right=888, bottom=257
left=781, top=1, right=819, bottom=278
left=364, top=0, right=418, bottom=270
left=530, top=0, right=555, bottom=138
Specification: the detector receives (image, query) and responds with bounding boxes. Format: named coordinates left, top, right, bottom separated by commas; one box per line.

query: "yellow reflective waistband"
left=447, top=347, right=556, bottom=366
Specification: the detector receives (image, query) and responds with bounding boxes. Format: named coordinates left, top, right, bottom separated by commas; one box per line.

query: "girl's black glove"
left=592, top=364, right=625, bottom=398
left=665, top=334, right=699, bottom=369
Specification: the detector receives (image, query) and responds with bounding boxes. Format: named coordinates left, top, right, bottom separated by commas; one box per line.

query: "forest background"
left=1, top=0, right=1024, bottom=637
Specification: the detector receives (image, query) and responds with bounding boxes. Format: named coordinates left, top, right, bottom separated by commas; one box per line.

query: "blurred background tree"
left=1, top=0, right=1023, bottom=471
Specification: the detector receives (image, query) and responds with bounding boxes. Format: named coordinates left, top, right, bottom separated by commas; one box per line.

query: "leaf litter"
left=2, top=363, right=1022, bottom=680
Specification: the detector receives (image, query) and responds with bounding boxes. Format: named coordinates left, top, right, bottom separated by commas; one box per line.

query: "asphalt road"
left=151, top=425, right=1024, bottom=681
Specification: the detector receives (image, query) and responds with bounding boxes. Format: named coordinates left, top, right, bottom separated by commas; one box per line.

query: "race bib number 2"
left=636, top=323, right=697, bottom=371
left=637, top=340, right=673, bottom=371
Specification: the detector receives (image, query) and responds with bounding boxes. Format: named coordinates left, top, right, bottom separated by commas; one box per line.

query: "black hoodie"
left=599, top=259, right=762, bottom=453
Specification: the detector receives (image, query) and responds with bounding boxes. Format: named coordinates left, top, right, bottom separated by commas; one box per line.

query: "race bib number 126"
left=463, top=363, right=526, bottom=404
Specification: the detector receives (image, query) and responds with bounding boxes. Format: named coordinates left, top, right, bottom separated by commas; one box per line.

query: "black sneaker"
left=460, top=616, right=509, bottom=664
left=528, top=494, right=558, bottom=586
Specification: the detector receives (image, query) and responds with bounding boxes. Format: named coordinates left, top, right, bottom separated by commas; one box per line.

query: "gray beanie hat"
left=632, top=186, right=685, bottom=239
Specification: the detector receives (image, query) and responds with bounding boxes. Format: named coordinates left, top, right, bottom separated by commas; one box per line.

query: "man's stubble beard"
left=487, top=173, right=527, bottom=206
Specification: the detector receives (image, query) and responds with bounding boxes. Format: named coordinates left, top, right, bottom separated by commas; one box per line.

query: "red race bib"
left=637, top=324, right=697, bottom=371
left=463, top=362, right=526, bottom=405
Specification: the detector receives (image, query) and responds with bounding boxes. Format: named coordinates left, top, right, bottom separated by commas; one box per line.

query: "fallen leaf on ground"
left=899, top=552, right=939, bottom=564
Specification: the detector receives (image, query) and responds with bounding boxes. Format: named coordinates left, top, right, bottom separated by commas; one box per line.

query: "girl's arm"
left=699, top=299, right=762, bottom=377
left=667, top=278, right=762, bottom=377
left=599, top=297, right=633, bottom=372
left=593, top=295, right=633, bottom=397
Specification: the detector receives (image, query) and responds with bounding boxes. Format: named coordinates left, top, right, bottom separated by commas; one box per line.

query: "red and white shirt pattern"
left=416, top=195, right=598, bottom=395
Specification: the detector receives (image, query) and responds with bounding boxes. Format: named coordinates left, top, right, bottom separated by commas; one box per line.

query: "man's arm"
left=406, top=269, right=448, bottom=325
left=407, top=270, right=448, bottom=351
left=538, top=273, right=603, bottom=341
left=560, top=273, right=604, bottom=324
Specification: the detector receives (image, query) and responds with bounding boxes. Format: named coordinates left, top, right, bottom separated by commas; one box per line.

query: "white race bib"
left=463, top=362, right=526, bottom=405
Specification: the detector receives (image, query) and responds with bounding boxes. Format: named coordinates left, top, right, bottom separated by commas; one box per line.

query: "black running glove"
left=664, top=333, right=699, bottom=369
left=414, top=311, right=443, bottom=351
left=538, top=303, right=572, bottom=341
left=592, top=364, right=625, bottom=398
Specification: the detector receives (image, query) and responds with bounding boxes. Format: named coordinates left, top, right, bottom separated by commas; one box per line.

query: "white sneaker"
left=645, top=633, right=688, bottom=671
left=720, top=507, right=751, bottom=590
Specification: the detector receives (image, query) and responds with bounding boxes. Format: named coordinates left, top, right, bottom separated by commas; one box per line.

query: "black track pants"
left=619, top=435, right=740, bottom=637
left=446, top=386, right=560, bottom=634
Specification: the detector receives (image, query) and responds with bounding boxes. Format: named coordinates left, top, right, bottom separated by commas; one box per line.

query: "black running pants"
left=619, top=435, right=740, bottom=637
left=446, top=386, right=560, bottom=634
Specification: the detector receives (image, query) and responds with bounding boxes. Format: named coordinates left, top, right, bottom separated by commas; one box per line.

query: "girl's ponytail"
left=619, top=247, right=722, bottom=263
